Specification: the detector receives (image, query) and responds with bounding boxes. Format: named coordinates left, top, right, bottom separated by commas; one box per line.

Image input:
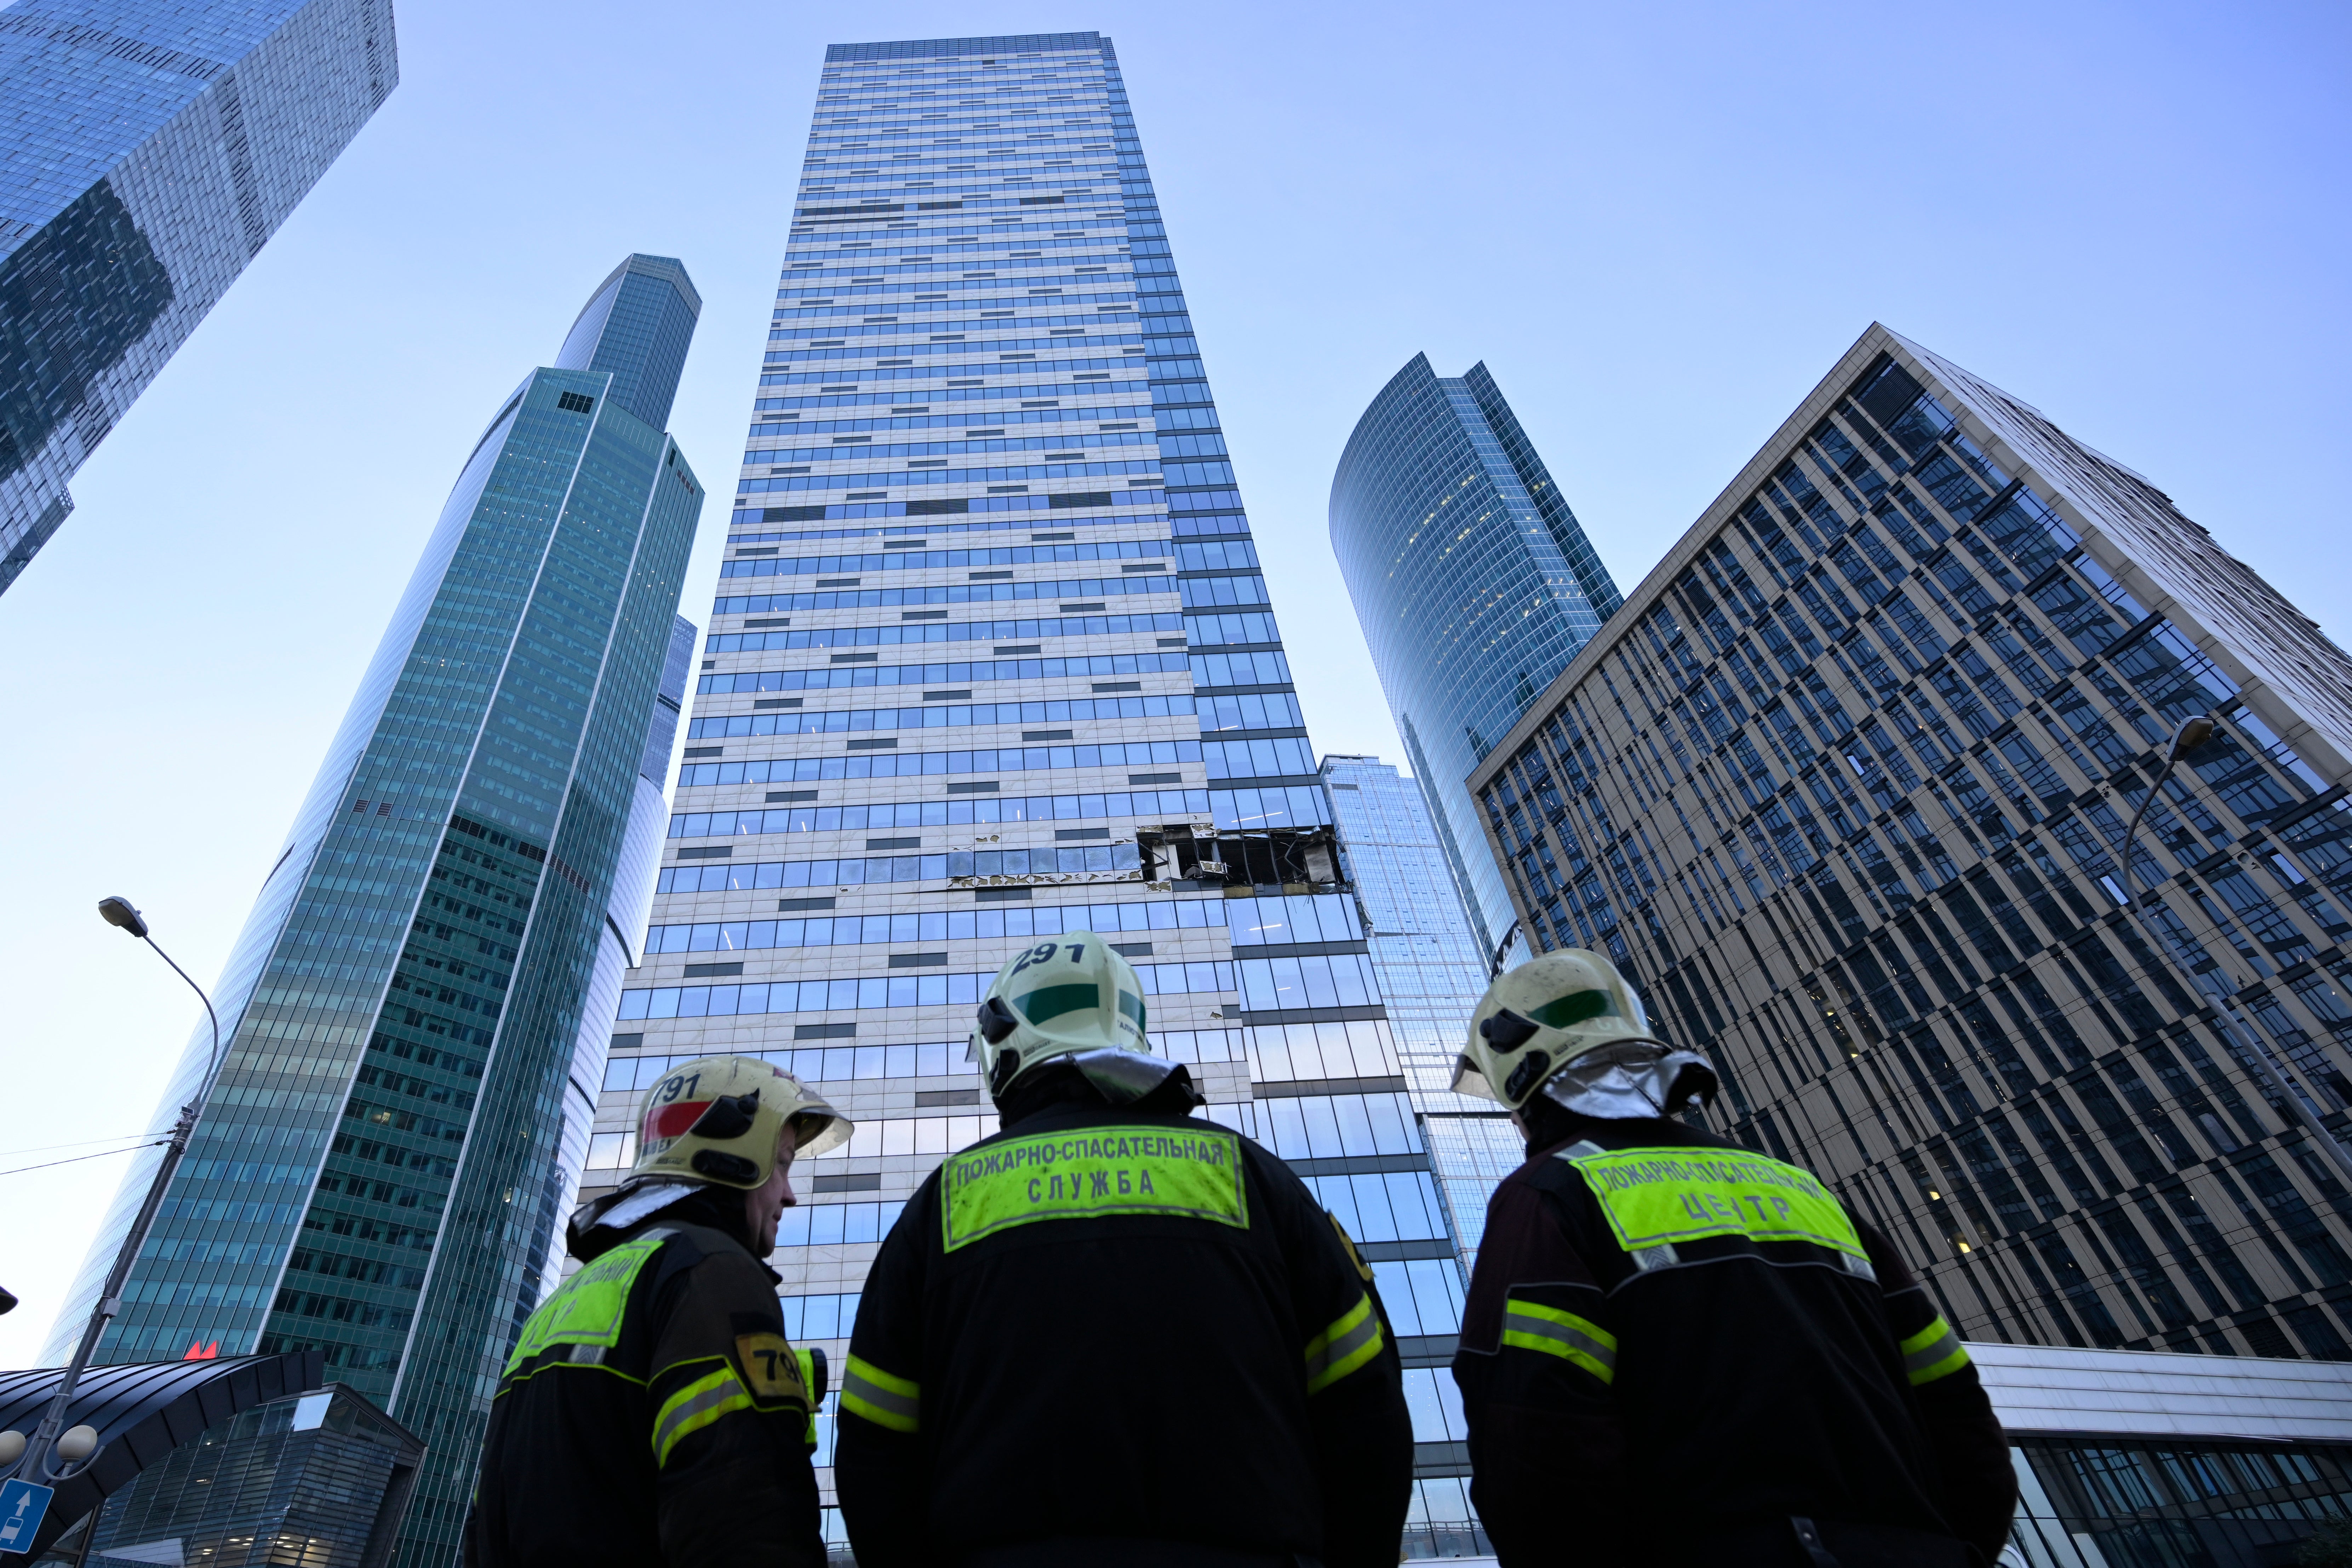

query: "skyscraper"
left=47, top=254, right=707, bottom=1566
left=0, top=0, right=396, bottom=593
left=1320, top=753, right=1515, bottom=1268
left=1470, top=324, right=2352, bottom=1364
left=578, top=34, right=1479, bottom=1557
left=1330, top=354, right=1624, bottom=958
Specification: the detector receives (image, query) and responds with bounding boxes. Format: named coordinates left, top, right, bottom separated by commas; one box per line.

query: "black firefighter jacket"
left=1452, top=1111, right=2017, bottom=1568
left=834, top=1066, right=1415, bottom=1568
left=463, top=1187, right=825, bottom=1568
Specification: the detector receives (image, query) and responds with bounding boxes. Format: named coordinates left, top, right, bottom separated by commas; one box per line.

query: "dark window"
left=556, top=390, right=595, bottom=413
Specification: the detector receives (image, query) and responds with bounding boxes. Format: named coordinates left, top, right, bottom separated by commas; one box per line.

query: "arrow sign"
left=0, top=1477, right=53, bottom=1557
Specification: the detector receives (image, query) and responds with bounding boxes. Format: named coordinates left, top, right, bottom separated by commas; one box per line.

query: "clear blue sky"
left=2, top=0, right=2344, bottom=1363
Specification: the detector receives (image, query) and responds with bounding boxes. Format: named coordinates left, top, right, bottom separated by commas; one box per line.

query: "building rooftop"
left=1974, top=1341, right=2352, bottom=1444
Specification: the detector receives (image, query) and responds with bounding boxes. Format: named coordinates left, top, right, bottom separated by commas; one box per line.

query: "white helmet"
left=969, top=933, right=1185, bottom=1104
left=629, top=1054, right=851, bottom=1189
left=1455, top=948, right=1713, bottom=1115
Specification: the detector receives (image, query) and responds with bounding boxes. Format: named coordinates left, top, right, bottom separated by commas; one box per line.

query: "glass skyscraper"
left=1471, top=325, right=2352, bottom=1367
left=579, top=34, right=1480, bottom=1557
left=0, top=0, right=396, bottom=594
left=1330, top=353, right=1623, bottom=959
left=1320, top=753, right=1516, bottom=1271
left=46, top=254, right=707, bottom=1567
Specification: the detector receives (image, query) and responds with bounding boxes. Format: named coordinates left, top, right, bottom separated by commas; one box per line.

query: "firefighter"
left=1448, top=949, right=2017, bottom=1567
left=834, top=933, right=1414, bottom=1568
left=464, top=1054, right=850, bottom=1568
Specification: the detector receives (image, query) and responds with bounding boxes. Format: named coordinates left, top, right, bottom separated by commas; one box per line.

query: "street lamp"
left=2117, top=717, right=2352, bottom=1191
left=0, top=900, right=225, bottom=1500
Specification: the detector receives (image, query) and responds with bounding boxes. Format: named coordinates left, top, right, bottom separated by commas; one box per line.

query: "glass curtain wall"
left=0, top=0, right=396, bottom=591
left=46, top=256, right=707, bottom=1568
left=1321, top=753, right=1518, bottom=1270
left=1329, top=353, right=1622, bottom=957
left=596, top=34, right=1475, bottom=1557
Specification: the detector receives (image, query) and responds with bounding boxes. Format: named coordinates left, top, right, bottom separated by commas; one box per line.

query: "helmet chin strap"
left=1536, top=1041, right=1720, bottom=1120
left=1065, top=1048, right=1196, bottom=1106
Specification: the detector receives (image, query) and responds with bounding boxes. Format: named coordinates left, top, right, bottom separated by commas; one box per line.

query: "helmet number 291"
left=1010, top=942, right=1086, bottom=977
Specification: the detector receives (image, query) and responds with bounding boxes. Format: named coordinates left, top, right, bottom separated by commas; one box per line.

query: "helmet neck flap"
left=1532, top=1040, right=1720, bottom=1120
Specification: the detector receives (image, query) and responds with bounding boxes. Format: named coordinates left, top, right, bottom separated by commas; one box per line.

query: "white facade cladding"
left=583, top=33, right=1481, bottom=1559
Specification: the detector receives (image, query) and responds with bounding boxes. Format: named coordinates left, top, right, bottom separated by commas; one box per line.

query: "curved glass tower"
left=44, top=254, right=706, bottom=1567
left=1329, top=353, right=1622, bottom=954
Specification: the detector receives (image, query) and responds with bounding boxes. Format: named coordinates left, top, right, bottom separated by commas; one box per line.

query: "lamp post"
left=0, top=899, right=225, bottom=1501
left=2117, top=718, right=2352, bottom=1192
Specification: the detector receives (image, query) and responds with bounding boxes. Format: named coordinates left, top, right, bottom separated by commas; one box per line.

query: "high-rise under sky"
left=0, top=0, right=395, bottom=594
left=579, top=33, right=1483, bottom=1558
left=46, top=253, right=707, bottom=1567
left=1471, top=326, right=2352, bottom=1366
left=1330, top=354, right=1624, bottom=960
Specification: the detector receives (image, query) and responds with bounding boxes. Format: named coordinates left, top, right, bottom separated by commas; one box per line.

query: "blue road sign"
left=0, top=1477, right=52, bottom=1556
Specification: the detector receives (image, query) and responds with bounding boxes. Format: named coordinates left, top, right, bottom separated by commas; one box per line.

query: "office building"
left=1321, top=753, right=1516, bottom=1267
left=0, top=0, right=395, bottom=593
left=1330, top=354, right=1623, bottom=957
left=0, top=1349, right=327, bottom=1562
left=73, top=1381, right=424, bottom=1568
left=1981, top=1341, right=2351, bottom=1566
left=1470, top=324, right=2352, bottom=1364
left=542, top=612, right=698, bottom=1274
left=582, top=34, right=1475, bottom=1557
left=45, top=254, right=707, bottom=1565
